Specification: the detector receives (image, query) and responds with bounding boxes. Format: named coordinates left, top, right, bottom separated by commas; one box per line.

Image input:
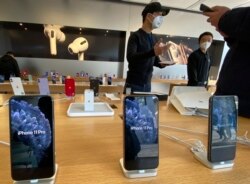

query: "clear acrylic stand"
left=119, top=158, right=157, bottom=178
left=13, top=164, right=58, bottom=184
left=193, top=151, right=234, bottom=169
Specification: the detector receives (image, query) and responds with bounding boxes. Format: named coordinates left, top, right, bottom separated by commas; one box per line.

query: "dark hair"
left=6, top=51, right=15, bottom=56
left=142, top=2, right=170, bottom=23
left=142, top=14, right=147, bottom=23
left=198, top=32, right=213, bottom=43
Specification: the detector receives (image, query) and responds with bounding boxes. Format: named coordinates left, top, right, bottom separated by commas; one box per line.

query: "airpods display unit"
left=68, top=37, right=89, bottom=61
left=44, top=24, right=65, bottom=55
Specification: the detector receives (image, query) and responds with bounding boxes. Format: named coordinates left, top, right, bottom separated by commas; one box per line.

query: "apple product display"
left=10, top=77, right=25, bottom=95
left=108, top=76, right=112, bottom=85
left=169, top=86, right=210, bottom=116
left=65, top=78, right=75, bottom=97
left=68, top=37, right=89, bottom=60
left=9, top=95, right=55, bottom=181
left=0, top=74, right=4, bottom=83
left=51, top=75, right=57, bottom=84
left=84, top=89, right=94, bottom=111
left=28, top=75, right=33, bottom=82
left=44, top=24, right=65, bottom=55
left=208, top=95, right=238, bottom=163
left=61, top=75, right=66, bottom=84
left=67, top=102, right=114, bottom=117
left=123, top=95, right=159, bottom=171
left=38, top=78, right=50, bottom=95
left=90, top=78, right=99, bottom=97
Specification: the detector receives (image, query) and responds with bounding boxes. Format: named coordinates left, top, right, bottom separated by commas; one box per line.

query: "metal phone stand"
left=13, top=164, right=58, bottom=184
left=119, top=158, right=157, bottom=178
left=193, top=151, right=234, bottom=169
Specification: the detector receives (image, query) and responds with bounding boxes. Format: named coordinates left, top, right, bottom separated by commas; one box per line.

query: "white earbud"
left=68, top=37, right=89, bottom=61
left=44, top=24, right=66, bottom=55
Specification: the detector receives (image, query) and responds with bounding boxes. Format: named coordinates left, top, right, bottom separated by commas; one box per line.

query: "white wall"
left=0, top=0, right=227, bottom=78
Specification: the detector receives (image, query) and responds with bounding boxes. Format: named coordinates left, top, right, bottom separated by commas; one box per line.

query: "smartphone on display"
left=61, top=75, right=66, bottom=84
left=200, top=3, right=213, bottom=12
left=10, top=77, right=25, bottom=95
left=9, top=95, right=55, bottom=181
left=123, top=95, right=159, bottom=170
left=38, top=78, right=50, bottom=95
left=51, top=75, right=57, bottom=84
left=65, top=78, right=75, bottom=97
left=0, top=74, right=4, bottom=83
left=208, top=95, right=238, bottom=163
left=90, top=78, right=99, bottom=97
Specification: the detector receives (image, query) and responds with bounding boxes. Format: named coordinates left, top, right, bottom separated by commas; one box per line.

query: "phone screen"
left=123, top=95, right=159, bottom=170
left=9, top=95, right=55, bottom=180
left=208, top=96, right=238, bottom=162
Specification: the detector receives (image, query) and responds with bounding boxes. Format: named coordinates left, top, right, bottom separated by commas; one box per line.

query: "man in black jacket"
left=204, top=6, right=250, bottom=118
left=0, top=51, right=20, bottom=80
left=124, top=2, right=171, bottom=93
left=187, top=32, right=213, bottom=86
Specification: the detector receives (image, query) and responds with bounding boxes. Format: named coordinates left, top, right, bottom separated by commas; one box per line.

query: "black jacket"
left=215, top=7, right=250, bottom=117
left=187, top=49, right=211, bottom=86
left=0, top=55, right=20, bottom=80
left=126, top=29, right=164, bottom=86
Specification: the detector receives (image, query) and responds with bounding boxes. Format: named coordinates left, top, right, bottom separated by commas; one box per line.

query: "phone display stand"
left=67, top=102, right=114, bottom=117
left=193, top=151, right=234, bottom=169
left=13, top=164, right=58, bottom=184
left=119, top=158, right=157, bottom=178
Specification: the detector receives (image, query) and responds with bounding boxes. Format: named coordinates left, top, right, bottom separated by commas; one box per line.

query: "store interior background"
left=1, top=0, right=247, bottom=81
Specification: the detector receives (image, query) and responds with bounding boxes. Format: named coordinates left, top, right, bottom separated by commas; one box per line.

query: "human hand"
left=158, top=41, right=175, bottom=66
left=154, top=38, right=165, bottom=56
left=154, top=39, right=172, bottom=56
left=203, top=6, right=230, bottom=31
left=160, top=62, right=175, bottom=67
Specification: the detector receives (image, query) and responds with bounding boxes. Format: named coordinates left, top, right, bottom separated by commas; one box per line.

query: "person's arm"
left=154, top=41, right=173, bottom=68
left=187, top=54, right=198, bottom=86
left=12, top=59, right=21, bottom=77
left=126, top=33, right=155, bottom=62
left=218, top=7, right=250, bottom=42
left=204, top=6, right=250, bottom=42
left=153, top=56, right=165, bottom=68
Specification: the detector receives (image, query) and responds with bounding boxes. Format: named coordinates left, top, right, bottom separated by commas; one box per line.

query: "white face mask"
left=152, top=16, right=163, bottom=29
left=200, top=41, right=211, bottom=51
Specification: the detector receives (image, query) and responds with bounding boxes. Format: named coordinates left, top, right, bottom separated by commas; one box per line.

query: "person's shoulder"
left=1, top=54, right=16, bottom=63
left=0, top=54, right=9, bottom=61
left=188, top=49, right=201, bottom=61
left=128, top=29, right=142, bottom=42
left=189, top=49, right=200, bottom=57
left=130, top=29, right=141, bottom=36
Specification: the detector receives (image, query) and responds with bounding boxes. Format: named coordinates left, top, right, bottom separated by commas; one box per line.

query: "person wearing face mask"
left=187, top=32, right=213, bottom=86
left=124, top=2, right=171, bottom=93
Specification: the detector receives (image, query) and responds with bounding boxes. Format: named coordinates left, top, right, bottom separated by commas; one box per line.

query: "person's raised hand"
left=203, top=6, right=230, bottom=29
